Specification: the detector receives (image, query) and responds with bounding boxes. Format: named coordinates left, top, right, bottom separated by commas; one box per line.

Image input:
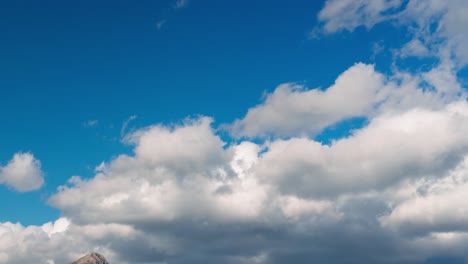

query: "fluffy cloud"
left=37, top=99, right=468, bottom=263
left=0, top=152, right=44, bottom=192
left=231, top=60, right=462, bottom=139
left=49, top=119, right=286, bottom=225
left=256, top=101, right=468, bottom=198
left=38, top=117, right=346, bottom=263
left=231, top=63, right=386, bottom=138
left=124, top=117, right=228, bottom=173
left=381, top=156, right=468, bottom=237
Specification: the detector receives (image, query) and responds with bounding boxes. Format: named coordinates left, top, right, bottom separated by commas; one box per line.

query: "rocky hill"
left=71, top=253, right=109, bottom=264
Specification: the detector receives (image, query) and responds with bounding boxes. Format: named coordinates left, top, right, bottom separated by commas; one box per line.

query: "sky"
left=1, top=0, right=468, bottom=263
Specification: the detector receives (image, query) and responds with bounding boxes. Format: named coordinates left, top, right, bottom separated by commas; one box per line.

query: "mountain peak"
left=71, top=252, right=109, bottom=264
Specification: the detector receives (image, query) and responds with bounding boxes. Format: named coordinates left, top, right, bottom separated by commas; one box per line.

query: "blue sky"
left=0, top=0, right=399, bottom=223
left=1, top=0, right=468, bottom=263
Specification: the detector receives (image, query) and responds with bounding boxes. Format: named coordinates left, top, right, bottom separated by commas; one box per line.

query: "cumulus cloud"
left=256, top=101, right=468, bottom=198
left=37, top=99, right=468, bottom=263
left=33, top=116, right=363, bottom=263
left=123, top=117, right=228, bottom=173
left=231, top=63, right=387, bottom=138
left=0, top=152, right=44, bottom=192
left=231, top=60, right=462, bottom=139
left=49, top=118, right=273, bottom=226
left=381, top=156, right=468, bottom=236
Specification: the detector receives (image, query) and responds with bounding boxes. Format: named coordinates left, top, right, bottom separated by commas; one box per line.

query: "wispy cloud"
left=156, top=0, right=190, bottom=31
left=174, top=0, right=189, bottom=9
left=156, top=19, right=166, bottom=31
left=120, top=115, right=137, bottom=137
left=83, top=120, right=99, bottom=127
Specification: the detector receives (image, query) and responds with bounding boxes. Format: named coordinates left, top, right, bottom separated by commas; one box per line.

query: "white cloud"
left=255, top=101, right=468, bottom=199
left=39, top=97, right=468, bottom=263
left=124, top=117, right=228, bottom=173
left=317, top=0, right=468, bottom=66
left=318, top=0, right=403, bottom=33
left=0, top=218, right=135, bottom=264
left=231, top=61, right=463, bottom=139
left=380, top=156, right=468, bottom=236
left=49, top=118, right=274, bottom=225
left=399, top=39, right=430, bottom=58
left=35, top=116, right=350, bottom=263
left=0, top=152, right=44, bottom=192
left=231, top=63, right=387, bottom=138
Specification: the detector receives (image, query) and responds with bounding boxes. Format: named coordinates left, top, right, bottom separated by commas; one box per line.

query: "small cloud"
left=95, top=161, right=107, bottom=172
left=0, top=152, right=44, bottom=192
left=308, top=27, right=322, bottom=39
left=120, top=115, right=137, bottom=138
left=371, top=41, right=384, bottom=60
left=156, top=20, right=166, bottom=31
left=156, top=0, right=190, bottom=31
left=83, top=120, right=99, bottom=127
left=174, top=0, right=189, bottom=9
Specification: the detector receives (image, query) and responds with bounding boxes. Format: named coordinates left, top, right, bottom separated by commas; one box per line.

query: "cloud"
left=231, top=61, right=462, bottom=139
left=123, top=117, right=229, bottom=173
left=0, top=218, right=134, bottom=264
left=120, top=115, right=137, bottom=138
left=174, top=0, right=188, bottom=9
left=41, top=101, right=468, bottom=263
left=156, top=0, right=189, bottom=31
left=255, top=101, right=468, bottom=199
left=49, top=117, right=272, bottom=225
left=83, top=120, right=98, bottom=128
left=0, top=152, right=44, bottom=192
left=317, top=0, right=468, bottom=66
left=231, top=63, right=387, bottom=138
left=156, top=20, right=166, bottom=31
left=318, top=0, right=404, bottom=33
left=380, top=156, right=468, bottom=236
